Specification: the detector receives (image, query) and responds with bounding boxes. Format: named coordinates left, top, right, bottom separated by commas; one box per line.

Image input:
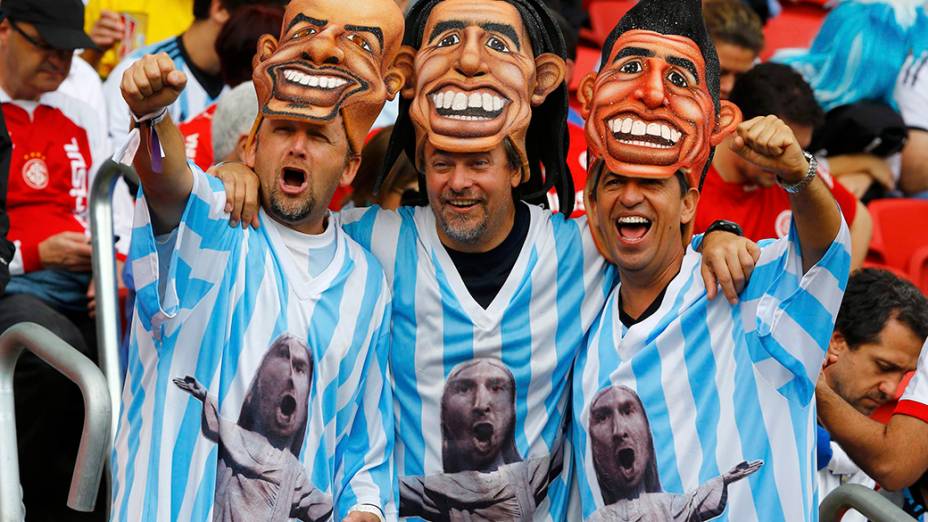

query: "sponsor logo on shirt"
left=21, top=153, right=49, bottom=189
left=64, top=138, right=89, bottom=229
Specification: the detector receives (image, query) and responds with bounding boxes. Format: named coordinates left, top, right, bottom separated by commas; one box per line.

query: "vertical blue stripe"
left=500, top=248, right=537, bottom=457
left=116, top=335, right=146, bottom=522
left=430, top=250, right=473, bottom=377
left=188, top=446, right=218, bottom=522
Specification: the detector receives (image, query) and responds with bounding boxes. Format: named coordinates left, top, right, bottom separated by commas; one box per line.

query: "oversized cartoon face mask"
left=252, top=0, right=406, bottom=154
left=578, top=29, right=740, bottom=189
left=398, top=0, right=566, bottom=179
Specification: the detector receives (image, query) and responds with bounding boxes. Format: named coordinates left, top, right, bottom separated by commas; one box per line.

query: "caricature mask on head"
left=578, top=0, right=741, bottom=191
left=252, top=0, right=406, bottom=154
left=395, top=0, right=567, bottom=182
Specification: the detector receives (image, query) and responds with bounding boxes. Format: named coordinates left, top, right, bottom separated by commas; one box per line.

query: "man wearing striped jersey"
left=111, top=0, right=407, bottom=519
left=571, top=0, right=851, bottom=521
left=215, top=0, right=758, bottom=518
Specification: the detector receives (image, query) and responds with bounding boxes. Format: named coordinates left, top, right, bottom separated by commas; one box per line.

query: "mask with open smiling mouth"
left=251, top=0, right=406, bottom=154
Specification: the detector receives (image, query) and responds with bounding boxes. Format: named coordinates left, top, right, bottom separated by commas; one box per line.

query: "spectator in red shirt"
left=695, top=62, right=873, bottom=269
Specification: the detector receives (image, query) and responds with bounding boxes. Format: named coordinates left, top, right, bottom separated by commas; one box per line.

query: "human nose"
left=473, top=384, right=492, bottom=412
left=286, top=133, right=310, bottom=158
left=634, top=61, right=667, bottom=109
left=455, top=27, right=487, bottom=77
left=609, top=415, right=626, bottom=441
left=878, top=377, right=899, bottom=399
left=447, top=165, right=474, bottom=192
left=303, top=26, right=344, bottom=65
left=617, top=180, right=645, bottom=208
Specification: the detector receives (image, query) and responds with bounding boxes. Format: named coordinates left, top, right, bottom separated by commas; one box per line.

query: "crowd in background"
left=0, top=0, right=927, bottom=520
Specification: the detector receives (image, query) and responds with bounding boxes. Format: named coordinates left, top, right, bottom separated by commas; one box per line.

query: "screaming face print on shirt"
left=587, top=385, right=761, bottom=522
left=400, top=358, right=563, bottom=521
left=173, top=334, right=332, bottom=522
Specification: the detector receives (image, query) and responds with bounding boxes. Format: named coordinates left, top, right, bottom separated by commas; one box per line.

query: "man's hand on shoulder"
left=210, top=162, right=261, bottom=229
left=120, top=52, right=187, bottom=118
left=700, top=232, right=761, bottom=304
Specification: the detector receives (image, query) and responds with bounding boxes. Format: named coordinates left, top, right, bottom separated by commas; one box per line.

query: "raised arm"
left=120, top=52, right=192, bottom=234
left=731, top=116, right=843, bottom=273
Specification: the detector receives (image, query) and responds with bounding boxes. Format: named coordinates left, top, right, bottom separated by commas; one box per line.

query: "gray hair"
left=212, top=81, right=259, bottom=162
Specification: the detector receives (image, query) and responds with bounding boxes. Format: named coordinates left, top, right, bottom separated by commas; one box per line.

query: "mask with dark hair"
left=251, top=0, right=407, bottom=154
left=578, top=0, right=741, bottom=192
left=382, top=0, right=576, bottom=214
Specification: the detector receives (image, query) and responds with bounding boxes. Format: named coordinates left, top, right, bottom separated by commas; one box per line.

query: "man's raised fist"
left=120, top=52, right=188, bottom=119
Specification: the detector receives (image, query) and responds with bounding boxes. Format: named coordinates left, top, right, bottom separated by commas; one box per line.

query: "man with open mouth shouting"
left=108, top=0, right=406, bottom=520
left=214, top=0, right=762, bottom=519
left=571, top=0, right=851, bottom=520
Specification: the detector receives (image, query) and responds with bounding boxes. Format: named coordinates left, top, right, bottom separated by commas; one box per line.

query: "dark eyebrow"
left=612, top=46, right=655, bottom=63
left=287, top=13, right=326, bottom=32
left=480, top=22, right=521, bottom=51
left=428, top=20, right=466, bottom=44
left=345, top=24, right=384, bottom=50
left=667, top=56, right=700, bottom=83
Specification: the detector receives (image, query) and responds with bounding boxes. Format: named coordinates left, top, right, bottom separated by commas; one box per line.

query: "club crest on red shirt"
left=22, top=153, right=49, bottom=190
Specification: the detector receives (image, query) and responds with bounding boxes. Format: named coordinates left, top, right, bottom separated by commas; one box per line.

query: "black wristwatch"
left=705, top=219, right=743, bottom=237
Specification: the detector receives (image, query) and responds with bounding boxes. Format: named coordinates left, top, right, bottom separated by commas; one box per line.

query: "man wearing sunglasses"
left=0, top=0, right=113, bottom=519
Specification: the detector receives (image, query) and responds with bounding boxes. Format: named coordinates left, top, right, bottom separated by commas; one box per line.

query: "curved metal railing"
left=0, top=323, right=111, bottom=521
left=820, top=483, right=917, bottom=522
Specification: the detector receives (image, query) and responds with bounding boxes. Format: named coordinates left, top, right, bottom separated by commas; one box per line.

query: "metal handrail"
left=0, top=323, right=111, bottom=521
left=820, top=484, right=917, bottom=522
left=90, top=158, right=135, bottom=441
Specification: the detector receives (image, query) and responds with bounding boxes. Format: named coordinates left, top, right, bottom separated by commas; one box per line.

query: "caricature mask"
left=252, top=0, right=406, bottom=154
left=397, top=0, right=567, bottom=181
left=577, top=0, right=741, bottom=191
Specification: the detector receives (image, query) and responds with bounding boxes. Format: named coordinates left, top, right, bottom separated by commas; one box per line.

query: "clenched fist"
left=730, top=115, right=810, bottom=184
left=121, top=52, right=187, bottom=118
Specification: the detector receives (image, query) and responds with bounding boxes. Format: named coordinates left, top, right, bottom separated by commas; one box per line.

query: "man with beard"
left=571, top=0, right=851, bottom=520
left=214, top=0, right=759, bottom=518
left=174, top=335, right=333, bottom=522
left=587, top=386, right=760, bottom=521
left=109, top=0, right=405, bottom=520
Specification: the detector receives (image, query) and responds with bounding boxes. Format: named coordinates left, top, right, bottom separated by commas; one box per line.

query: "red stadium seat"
left=909, top=245, right=928, bottom=296
left=866, top=199, right=928, bottom=274
left=585, top=1, right=636, bottom=47
left=760, top=3, right=828, bottom=60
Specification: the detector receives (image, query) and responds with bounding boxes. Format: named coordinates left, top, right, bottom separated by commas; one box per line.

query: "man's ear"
left=233, top=134, right=250, bottom=162
left=252, top=34, right=279, bottom=72
left=680, top=187, right=700, bottom=226
left=384, top=64, right=406, bottom=101
left=531, top=53, right=567, bottom=106
left=394, top=45, right=417, bottom=100
left=577, top=72, right=597, bottom=120
left=828, top=331, right=850, bottom=358
left=210, top=0, right=230, bottom=24
left=710, top=100, right=742, bottom=147
left=339, top=155, right=362, bottom=187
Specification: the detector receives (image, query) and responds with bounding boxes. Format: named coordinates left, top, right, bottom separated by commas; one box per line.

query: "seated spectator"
left=103, top=0, right=284, bottom=152
left=817, top=268, right=928, bottom=518
left=81, top=0, right=195, bottom=78
left=703, top=0, right=764, bottom=100
left=178, top=3, right=282, bottom=169
left=694, top=62, right=873, bottom=269
left=0, top=1, right=115, bottom=518
left=896, top=51, right=928, bottom=198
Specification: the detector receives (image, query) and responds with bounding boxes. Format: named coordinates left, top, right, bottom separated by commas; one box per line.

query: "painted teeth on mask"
left=607, top=117, right=682, bottom=145
left=282, top=69, right=348, bottom=89
left=431, top=89, right=507, bottom=120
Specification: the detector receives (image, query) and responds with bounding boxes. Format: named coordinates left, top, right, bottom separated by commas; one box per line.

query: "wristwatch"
left=705, top=219, right=743, bottom=237
left=776, top=152, right=817, bottom=194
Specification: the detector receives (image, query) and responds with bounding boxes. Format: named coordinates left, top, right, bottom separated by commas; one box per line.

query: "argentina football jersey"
left=111, top=166, right=395, bottom=521
left=339, top=203, right=616, bottom=521
left=572, top=220, right=852, bottom=522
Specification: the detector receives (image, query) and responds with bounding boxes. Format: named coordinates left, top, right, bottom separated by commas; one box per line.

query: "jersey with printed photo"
left=572, top=220, right=852, bottom=522
left=111, top=166, right=395, bottom=522
left=339, top=204, right=616, bottom=521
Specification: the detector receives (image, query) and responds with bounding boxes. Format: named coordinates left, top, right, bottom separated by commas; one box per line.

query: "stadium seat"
left=866, top=199, right=928, bottom=274
left=584, top=0, right=636, bottom=47
left=760, top=2, right=828, bottom=60
left=909, top=245, right=928, bottom=296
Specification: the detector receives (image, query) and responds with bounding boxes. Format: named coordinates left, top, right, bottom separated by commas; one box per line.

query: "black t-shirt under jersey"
left=444, top=204, right=530, bottom=309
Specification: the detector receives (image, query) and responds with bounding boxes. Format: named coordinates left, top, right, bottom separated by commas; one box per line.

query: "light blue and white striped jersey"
left=338, top=204, right=616, bottom=521
left=572, top=220, right=851, bottom=522
left=111, top=166, right=396, bottom=522
left=103, top=36, right=227, bottom=151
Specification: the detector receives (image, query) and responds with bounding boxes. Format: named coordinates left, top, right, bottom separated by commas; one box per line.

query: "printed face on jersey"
left=589, top=386, right=655, bottom=499
left=406, top=0, right=565, bottom=177
left=441, top=359, right=518, bottom=473
left=250, top=335, right=313, bottom=439
left=252, top=0, right=405, bottom=152
left=578, top=30, right=738, bottom=186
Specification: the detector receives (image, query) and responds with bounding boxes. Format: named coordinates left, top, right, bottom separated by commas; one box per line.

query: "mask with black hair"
left=578, top=0, right=741, bottom=193
left=382, top=0, right=576, bottom=214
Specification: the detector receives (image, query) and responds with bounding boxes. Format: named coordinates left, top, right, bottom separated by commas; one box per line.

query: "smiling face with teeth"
left=404, top=0, right=566, bottom=178
left=246, top=335, right=313, bottom=448
left=252, top=0, right=405, bottom=153
left=441, top=359, right=520, bottom=473
left=578, top=30, right=740, bottom=188
left=588, top=386, right=660, bottom=504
